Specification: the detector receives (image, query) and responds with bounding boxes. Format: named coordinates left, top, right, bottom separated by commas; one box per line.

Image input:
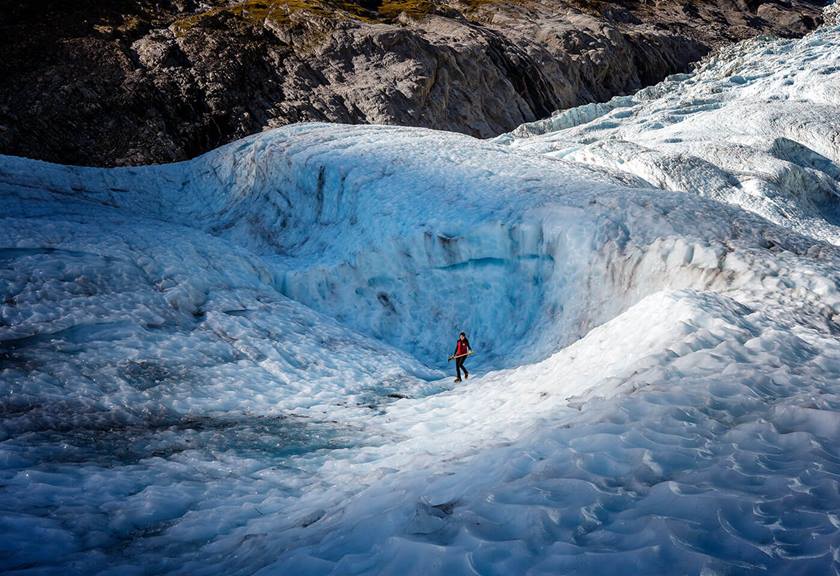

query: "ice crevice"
left=3, top=126, right=821, bottom=371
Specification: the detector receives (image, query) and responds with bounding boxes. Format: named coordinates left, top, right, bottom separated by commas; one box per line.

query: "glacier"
left=2, top=8, right=840, bottom=576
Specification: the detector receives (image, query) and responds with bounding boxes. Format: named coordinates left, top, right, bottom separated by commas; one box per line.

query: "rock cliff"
left=0, top=0, right=826, bottom=166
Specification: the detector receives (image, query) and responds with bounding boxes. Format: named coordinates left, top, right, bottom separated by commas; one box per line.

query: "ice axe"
left=448, top=350, right=475, bottom=362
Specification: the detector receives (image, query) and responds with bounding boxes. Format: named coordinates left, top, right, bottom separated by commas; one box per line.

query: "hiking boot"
left=454, top=378, right=462, bottom=383
left=464, top=373, right=469, bottom=379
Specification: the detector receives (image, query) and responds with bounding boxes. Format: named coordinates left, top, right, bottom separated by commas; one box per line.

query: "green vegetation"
left=171, top=0, right=443, bottom=34
left=172, top=1, right=311, bottom=33
left=376, top=0, right=437, bottom=20
left=462, top=0, right=513, bottom=9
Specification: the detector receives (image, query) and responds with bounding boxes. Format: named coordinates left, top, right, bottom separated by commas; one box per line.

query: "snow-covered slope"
left=498, top=9, right=840, bottom=246
left=2, top=11, right=840, bottom=576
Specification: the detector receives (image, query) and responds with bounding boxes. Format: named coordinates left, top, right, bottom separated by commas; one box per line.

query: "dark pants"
left=456, top=356, right=468, bottom=380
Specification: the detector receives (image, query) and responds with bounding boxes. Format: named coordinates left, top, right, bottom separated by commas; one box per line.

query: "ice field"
left=2, top=8, right=840, bottom=576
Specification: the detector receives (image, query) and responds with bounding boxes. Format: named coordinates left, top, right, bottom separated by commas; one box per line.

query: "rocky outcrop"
left=0, top=0, right=827, bottom=166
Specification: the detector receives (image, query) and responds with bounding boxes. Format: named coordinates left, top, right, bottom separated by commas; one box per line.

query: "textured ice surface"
left=498, top=17, right=840, bottom=246
left=2, top=13, right=840, bottom=576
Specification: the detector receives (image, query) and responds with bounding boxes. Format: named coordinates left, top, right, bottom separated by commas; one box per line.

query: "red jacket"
left=455, top=338, right=471, bottom=356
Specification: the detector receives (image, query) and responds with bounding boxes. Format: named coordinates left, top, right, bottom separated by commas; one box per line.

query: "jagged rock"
left=0, top=0, right=827, bottom=166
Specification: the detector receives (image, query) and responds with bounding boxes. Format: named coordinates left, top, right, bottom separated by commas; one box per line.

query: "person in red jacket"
left=450, top=332, right=472, bottom=382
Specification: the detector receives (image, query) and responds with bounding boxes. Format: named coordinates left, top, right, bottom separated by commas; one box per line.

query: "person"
left=450, top=332, right=472, bottom=382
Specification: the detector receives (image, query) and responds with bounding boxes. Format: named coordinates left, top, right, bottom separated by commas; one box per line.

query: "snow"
left=497, top=19, right=840, bottom=246
left=2, top=10, right=840, bottom=576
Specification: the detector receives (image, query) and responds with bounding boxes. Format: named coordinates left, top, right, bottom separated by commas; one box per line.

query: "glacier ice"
left=2, top=12, right=840, bottom=576
left=498, top=19, right=840, bottom=247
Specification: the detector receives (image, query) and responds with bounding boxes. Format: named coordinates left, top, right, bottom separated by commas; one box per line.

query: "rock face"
left=0, top=0, right=827, bottom=166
